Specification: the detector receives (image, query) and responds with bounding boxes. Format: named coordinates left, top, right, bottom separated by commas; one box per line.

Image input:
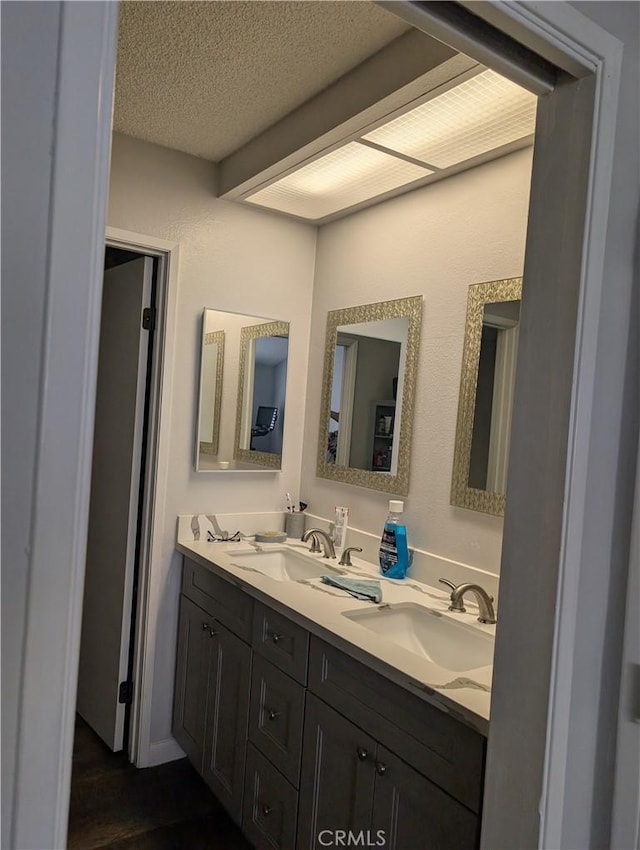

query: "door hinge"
left=142, top=307, right=155, bottom=332
left=118, top=680, right=134, bottom=704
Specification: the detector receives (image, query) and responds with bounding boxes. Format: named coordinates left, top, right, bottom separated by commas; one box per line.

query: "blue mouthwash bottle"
left=379, top=500, right=409, bottom=580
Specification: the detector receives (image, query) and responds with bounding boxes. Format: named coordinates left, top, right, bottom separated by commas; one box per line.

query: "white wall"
left=301, top=148, right=533, bottom=573
left=107, top=133, right=317, bottom=745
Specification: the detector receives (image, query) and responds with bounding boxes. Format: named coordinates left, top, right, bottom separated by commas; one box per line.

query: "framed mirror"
left=450, top=277, right=522, bottom=516
left=234, top=320, right=289, bottom=469
left=195, top=309, right=289, bottom=471
left=316, top=296, right=423, bottom=496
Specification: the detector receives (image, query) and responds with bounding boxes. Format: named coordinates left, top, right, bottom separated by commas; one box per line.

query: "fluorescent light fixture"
left=363, top=69, right=537, bottom=169
left=245, top=142, right=431, bottom=220
left=243, top=68, right=536, bottom=222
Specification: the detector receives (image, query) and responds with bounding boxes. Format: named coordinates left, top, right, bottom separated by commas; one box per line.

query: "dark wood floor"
left=68, top=717, right=252, bottom=850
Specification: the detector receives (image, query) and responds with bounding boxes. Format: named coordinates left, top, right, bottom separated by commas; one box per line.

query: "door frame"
left=105, top=227, right=181, bottom=769
left=384, top=4, right=625, bottom=849
left=8, top=2, right=629, bottom=849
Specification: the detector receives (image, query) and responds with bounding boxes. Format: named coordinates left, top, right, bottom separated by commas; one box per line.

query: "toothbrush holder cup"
left=285, top=512, right=306, bottom=539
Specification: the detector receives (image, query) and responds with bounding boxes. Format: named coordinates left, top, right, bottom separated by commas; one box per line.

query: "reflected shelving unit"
left=371, top=400, right=396, bottom=472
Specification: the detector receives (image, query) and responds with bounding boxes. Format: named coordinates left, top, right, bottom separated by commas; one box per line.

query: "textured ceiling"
left=114, top=1, right=410, bottom=162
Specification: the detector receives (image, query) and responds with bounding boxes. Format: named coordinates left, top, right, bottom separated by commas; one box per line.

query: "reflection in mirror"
left=198, top=327, right=224, bottom=458
left=451, top=277, right=522, bottom=516
left=330, top=320, right=405, bottom=472
left=317, top=296, right=422, bottom=496
left=195, top=310, right=289, bottom=472
left=234, top=321, right=289, bottom=469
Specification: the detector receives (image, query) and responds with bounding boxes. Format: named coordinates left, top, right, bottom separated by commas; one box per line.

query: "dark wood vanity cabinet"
left=297, top=694, right=377, bottom=847
left=172, top=564, right=252, bottom=826
left=174, top=557, right=485, bottom=850
left=172, top=595, right=212, bottom=767
left=370, top=746, right=478, bottom=850
left=297, top=695, right=478, bottom=850
left=200, top=619, right=251, bottom=823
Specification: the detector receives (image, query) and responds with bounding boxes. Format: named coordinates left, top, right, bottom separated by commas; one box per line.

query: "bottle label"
left=379, top=525, right=398, bottom=573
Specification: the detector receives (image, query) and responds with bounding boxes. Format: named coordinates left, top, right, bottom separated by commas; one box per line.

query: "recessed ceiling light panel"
left=244, top=142, right=432, bottom=220
left=363, top=69, right=537, bottom=169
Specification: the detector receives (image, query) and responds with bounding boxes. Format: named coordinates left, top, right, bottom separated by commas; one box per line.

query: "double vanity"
left=181, top=194, right=519, bottom=850
left=174, top=523, right=494, bottom=850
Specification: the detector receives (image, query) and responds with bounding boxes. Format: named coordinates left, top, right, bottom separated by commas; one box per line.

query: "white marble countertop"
left=176, top=536, right=494, bottom=736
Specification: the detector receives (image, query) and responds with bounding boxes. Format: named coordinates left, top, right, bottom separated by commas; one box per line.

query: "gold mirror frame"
left=198, top=329, right=225, bottom=459
left=316, top=296, right=423, bottom=496
left=234, top=320, right=289, bottom=469
left=450, top=276, right=522, bottom=516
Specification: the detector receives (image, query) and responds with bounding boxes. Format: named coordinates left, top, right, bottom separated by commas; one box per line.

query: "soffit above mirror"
left=240, top=67, right=536, bottom=222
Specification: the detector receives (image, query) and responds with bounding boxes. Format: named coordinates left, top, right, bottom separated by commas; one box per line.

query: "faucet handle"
left=338, top=547, right=363, bottom=567
left=438, top=578, right=466, bottom=612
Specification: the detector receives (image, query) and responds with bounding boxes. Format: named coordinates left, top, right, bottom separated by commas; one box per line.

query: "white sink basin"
left=342, top=603, right=494, bottom=672
left=227, top=547, right=341, bottom=582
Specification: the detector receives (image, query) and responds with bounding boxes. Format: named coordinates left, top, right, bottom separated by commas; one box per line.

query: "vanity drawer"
left=182, top=558, right=253, bottom=642
left=242, top=742, right=298, bottom=850
left=252, top=602, right=309, bottom=684
left=308, top=637, right=485, bottom=813
left=249, top=655, right=305, bottom=786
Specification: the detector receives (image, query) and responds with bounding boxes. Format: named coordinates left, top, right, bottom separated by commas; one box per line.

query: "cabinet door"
left=371, top=746, right=479, bottom=850
left=243, top=742, right=298, bottom=850
left=297, top=694, right=376, bottom=850
left=202, top=618, right=252, bottom=825
left=172, top=595, right=211, bottom=770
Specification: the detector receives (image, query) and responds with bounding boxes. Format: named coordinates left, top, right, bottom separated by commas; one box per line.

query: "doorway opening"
left=328, top=340, right=357, bottom=467
left=74, top=245, right=160, bottom=758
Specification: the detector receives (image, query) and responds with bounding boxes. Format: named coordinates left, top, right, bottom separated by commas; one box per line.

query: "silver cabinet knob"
left=208, top=628, right=217, bottom=637
left=267, top=709, right=280, bottom=721
left=356, top=747, right=369, bottom=761
left=202, top=622, right=210, bottom=630
left=261, top=804, right=272, bottom=816
left=375, top=762, right=387, bottom=776
left=271, top=632, right=283, bottom=644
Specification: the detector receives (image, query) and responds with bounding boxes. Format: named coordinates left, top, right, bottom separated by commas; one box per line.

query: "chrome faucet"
left=302, top=528, right=336, bottom=559
left=439, top=579, right=497, bottom=624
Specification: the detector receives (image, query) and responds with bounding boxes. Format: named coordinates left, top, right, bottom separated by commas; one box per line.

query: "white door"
left=76, top=256, right=153, bottom=751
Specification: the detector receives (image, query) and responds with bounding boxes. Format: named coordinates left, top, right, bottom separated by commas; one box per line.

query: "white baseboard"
left=143, top=737, right=185, bottom=767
